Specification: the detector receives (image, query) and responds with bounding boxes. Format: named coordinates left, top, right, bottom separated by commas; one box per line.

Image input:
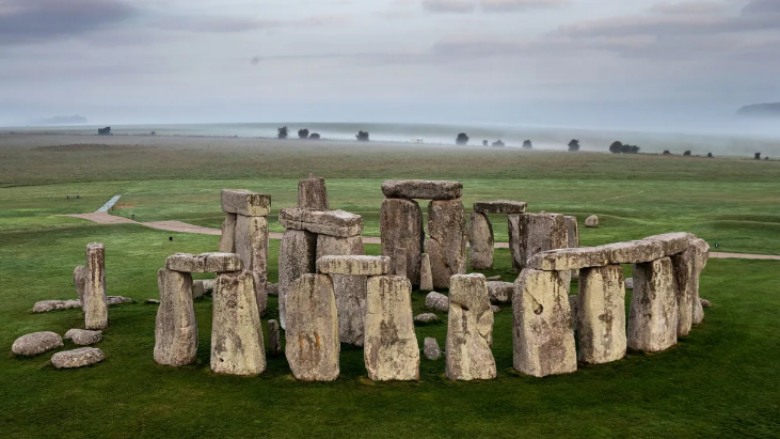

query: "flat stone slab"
left=645, top=232, right=696, bottom=256
left=107, top=296, right=134, bottom=306
left=165, top=253, right=243, bottom=273
left=473, top=201, right=528, bottom=215
left=381, top=180, right=463, bottom=200
left=221, top=189, right=271, bottom=217
left=279, top=207, right=364, bottom=237
left=12, top=331, right=64, bottom=356
left=51, top=347, right=105, bottom=369
left=528, top=247, right=610, bottom=271
left=317, top=255, right=391, bottom=276
left=33, top=300, right=82, bottom=313
left=64, top=329, right=103, bottom=346
left=415, top=313, right=439, bottom=323
left=600, top=240, right=666, bottom=265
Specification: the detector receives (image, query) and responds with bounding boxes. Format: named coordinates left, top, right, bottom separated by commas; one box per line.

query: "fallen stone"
left=425, top=292, right=449, bottom=313
left=585, top=215, right=599, bottom=228
left=469, top=212, right=494, bottom=270
left=165, top=253, right=243, bottom=273
left=423, top=337, right=442, bottom=360
left=364, top=276, right=420, bottom=381
left=11, top=331, right=64, bottom=356
left=427, top=199, right=467, bottom=289
left=486, top=275, right=502, bottom=281
left=280, top=207, right=363, bottom=237
left=414, top=313, right=439, bottom=323
left=221, top=189, right=271, bottom=217
left=487, top=281, right=514, bottom=304
left=298, top=174, right=329, bottom=210
left=51, top=347, right=105, bottom=369
left=380, top=198, right=424, bottom=285
left=528, top=247, right=610, bottom=271
left=419, top=253, right=434, bottom=292
left=145, top=299, right=160, bottom=305
left=235, top=215, right=269, bottom=316
left=576, top=265, right=627, bottom=364
left=701, top=298, right=712, bottom=308
left=316, top=255, right=391, bottom=276
left=267, top=320, right=281, bottom=356
left=508, top=213, right=568, bottom=273
left=317, top=235, right=367, bottom=346
left=473, top=200, right=528, bottom=215
left=285, top=274, right=340, bottom=381
left=628, top=257, right=678, bottom=353
left=278, top=230, right=317, bottom=329
left=625, top=277, right=634, bottom=289
left=73, top=265, right=87, bottom=304
left=218, top=213, right=237, bottom=253
left=154, top=268, right=198, bottom=367
left=446, top=274, right=496, bottom=381
left=32, top=300, right=82, bottom=313
left=192, top=280, right=215, bottom=299
left=267, top=282, right=278, bottom=296
left=64, top=329, right=103, bottom=346
left=84, top=242, right=109, bottom=330
left=107, top=296, right=133, bottom=306
left=381, top=180, right=463, bottom=200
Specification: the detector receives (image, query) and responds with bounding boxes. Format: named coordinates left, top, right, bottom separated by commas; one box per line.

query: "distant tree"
left=568, top=139, right=580, bottom=152
left=482, top=140, right=488, bottom=146
left=683, top=150, right=692, bottom=156
left=766, top=156, right=770, bottom=161
left=628, top=145, right=640, bottom=154
left=663, top=150, right=671, bottom=155
left=309, top=132, right=321, bottom=140
left=755, top=152, right=761, bottom=160
left=278, top=126, right=289, bottom=139
left=456, top=133, right=469, bottom=145
left=707, top=152, right=714, bottom=158
left=609, top=141, right=623, bottom=154
left=356, top=131, right=370, bottom=142
left=492, top=140, right=505, bottom=147
left=298, top=128, right=309, bottom=139
left=619, top=144, right=639, bottom=154
left=522, top=139, right=533, bottom=149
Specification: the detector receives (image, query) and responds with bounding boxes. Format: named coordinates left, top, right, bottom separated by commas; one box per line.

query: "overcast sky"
left=1, top=0, right=779, bottom=129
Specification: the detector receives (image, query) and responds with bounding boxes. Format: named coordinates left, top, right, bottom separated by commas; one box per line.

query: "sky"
left=1, top=0, right=779, bottom=130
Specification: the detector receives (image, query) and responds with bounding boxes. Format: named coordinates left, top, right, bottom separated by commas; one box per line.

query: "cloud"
left=742, top=0, right=780, bottom=15
left=648, top=1, right=724, bottom=15
left=151, top=14, right=350, bottom=34
left=422, top=0, right=476, bottom=13
left=479, top=0, right=569, bottom=13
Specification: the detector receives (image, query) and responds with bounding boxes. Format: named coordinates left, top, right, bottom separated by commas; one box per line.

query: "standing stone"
left=317, top=235, right=367, bottom=346
left=219, top=214, right=237, bottom=253
left=577, top=265, right=627, bottom=364
left=278, top=230, right=317, bottom=329
left=446, top=274, right=495, bottom=381
left=469, top=212, right=494, bottom=270
left=427, top=199, right=467, bottom=289
left=691, top=239, right=710, bottom=325
left=73, top=265, right=87, bottom=305
left=380, top=198, right=424, bottom=285
left=364, top=276, right=420, bottom=381
left=513, top=269, right=577, bottom=377
left=285, top=274, right=340, bottom=381
left=84, top=243, right=108, bottom=330
left=585, top=215, right=599, bottom=228
left=672, top=247, right=696, bottom=337
left=565, top=216, right=580, bottom=248
left=393, top=247, right=408, bottom=280
left=628, top=257, right=678, bottom=353
left=154, top=268, right=197, bottom=366
left=268, top=320, right=281, bottom=356
left=298, top=174, right=329, bottom=210
left=424, top=337, right=442, bottom=360
left=508, top=214, right=568, bottom=273
left=212, top=270, right=266, bottom=375
left=419, top=253, right=434, bottom=292
left=235, top=215, right=269, bottom=317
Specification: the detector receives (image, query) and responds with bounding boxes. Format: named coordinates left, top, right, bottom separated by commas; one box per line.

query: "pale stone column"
left=317, top=234, right=367, bottom=346
left=278, top=229, right=317, bottom=329
left=508, top=214, right=568, bottom=273
left=235, top=215, right=269, bottom=317
left=84, top=243, right=108, bottom=330
left=419, top=253, right=434, bottom=292
left=218, top=214, right=237, bottom=253
left=628, top=257, right=679, bottom=353
left=446, top=274, right=496, bottom=381
left=73, top=265, right=87, bottom=305
left=154, top=268, right=197, bottom=366
left=468, top=212, right=494, bottom=270
left=380, top=198, right=424, bottom=285
left=576, top=265, right=627, bottom=364
left=691, top=239, right=710, bottom=325
left=298, top=174, right=329, bottom=210
left=427, top=199, right=467, bottom=289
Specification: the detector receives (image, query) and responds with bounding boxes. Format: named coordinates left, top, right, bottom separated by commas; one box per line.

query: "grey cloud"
left=648, top=1, right=724, bottom=15
left=742, top=0, right=780, bottom=15
left=422, top=0, right=476, bottom=13
left=480, top=0, right=569, bottom=13
left=152, top=14, right=350, bottom=33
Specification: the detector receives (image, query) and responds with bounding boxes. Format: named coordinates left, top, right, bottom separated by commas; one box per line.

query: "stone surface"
left=317, top=255, right=391, bottom=276
left=106, top=296, right=133, bottom=306
left=628, top=258, right=679, bottom=353
left=392, top=247, right=408, bottom=280
left=425, top=292, right=449, bottom=313
left=64, top=329, right=103, bottom=346
left=576, top=265, right=627, bottom=364
left=267, top=320, right=281, bottom=356
left=51, top=347, right=105, bottom=369
left=317, top=234, right=367, bottom=346
left=512, top=269, right=577, bottom=377
left=601, top=240, right=665, bottom=265
left=74, top=265, right=87, bottom=304
left=298, top=174, right=329, bottom=210
left=672, top=244, right=698, bottom=337
left=424, top=337, right=442, bottom=360
left=381, top=180, right=463, bottom=200
left=568, top=295, right=578, bottom=330
left=414, top=313, right=439, bottom=323
left=487, top=281, right=514, bottom=304
left=380, top=198, right=424, bottom=284
left=145, top=299, right=160, bottom=305
left=646, top=233, right=696, bottom=256
left=473, top=200, right=528, bottom=215
left=285, top=274, right=340, bottom=381
left=32, top=300, right=82, bottom=313
left=691, top=239, right=710, bottom=325
left=154, top=268, right=198, bottom=366
left=585, top=215, right=599, bottom=228
left=419, top=253, right=434, bottom=292
left=280, top=207, right=363, bottom=237
left=446, top=274, right=496, bottom=381
left=221, top=189, right=271, bottom=217
left=211, top=270, right=266, bottom=376
left=165, top=252, right=243, bottom=273
left=508, top=214, right=568, bottom=273
left=218, top=213, right=237, bottom=253
left=84, top=242, right=108, bottom=330
left=491, top=305, right=500, bottom=313
left=427, top=199, right=467, bottom=289
left=235, top=215, right=269, bottom=316
left=486, top=275, right=502, bottom=281
left=278, top=230, right=317, bottom=330
left=565, top=216, right=580, bottom=248
left=701, top=299, right=712, bottom=308
left=468, top=212, right=494, bottom=270
left=267, top=282, right=279, bottom=296
left=192, top=280, right=210, bottom=299
left=528, top=247, right=610, bottom=271
left=364, top=276, right=420, bottom=381
left=11, top=331, right=64, bottom=356
left=625, top=277, right=634, bottom=289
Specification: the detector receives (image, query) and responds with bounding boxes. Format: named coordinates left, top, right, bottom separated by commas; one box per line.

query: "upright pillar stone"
left=565, top=216, right=580, bottom=248
left=84, top=243, right=108, bottom=330
left=267, top=320, right=281, bottom=356
left=576, top=265, right=627, bottom=364
left=278, top=230, right=317, bottom=329
left=235, top=215, right=269, bottom=317
left=513, top=269, right=577, bottom=377
left=154, top=268, right=197, bottom=366
left=419, top=253, right=434, bottom=292
left=691, top=239, right=710, bottom=325
left=73, top=265, right=87, bottom=305
left=446, top=274, right=496, bottom=381
left=427, top=199, right=467, bottom=289
left=364, top=276, right=420, bottom=381
left=317, top=235, right=367, bottom=346
left=285, top=274, right=340, bottom=381
left=509, top=214, right=568, bottom=273
left=298, top=174, right=329, bottom=210
left=628, top=257, right=678, bottom=353
left=468, top=212, right=494, bottom=270
left=211, top=270, right=266, bottom=376
left=380, top=198, right=424, bottom=285
left=672, top=246, right=696, bottom=337
left=219, top=214, right=237, bottom=253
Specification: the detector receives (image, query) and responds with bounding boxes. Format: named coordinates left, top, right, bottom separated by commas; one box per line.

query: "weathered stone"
left=154, top=268, right=197, bottom=367
left=473, top=200, right=528, bottom=215
left=701, top=298, right=712, bottom=308
left=211, top=270, right=266, bottom=376
left=317, top=235, right=367, bottom=345
left=165, top=253, right=243, bottom=273
left=74, top=265, right=87, bottom=304
left=11, top=331, right=63, bottom=356
left=285, top=274, right=340, bottom=381
left=628, top=258, right=678, bottom=353
left=278, top=230, right=317, bottom=329
left=393, top=247, right=408, bottom=280
left=267, top=320, right=281, bottom=356
left=528, top=247, right=610, bottom=271
left=51, top=347, right=105, bottom=369
left=64, top=329, right=102, bottom=346
left=646, top=233, right=696, bottom=256
left=585, top=215, right=599, bottom=228
left=601, top=240, right=665, bottom=265
left=486, top=275, right=502, bottom=281
left=192, top=280, right=209, bottom=299
left=568, top=295, right=578, bottom=330
left=316, top=255, right=391, bottom=276
left=427, top=199, right=467, bottom=289
left=32, top=300, right=82, bottom=313
left=298, top=174, right=329, bottom=210
left=446, top=274, right=496, bottom=381
left=576, top=265, right=627, bottom=364
left=106, top=296, right=133, bottom=306
left=84, top=242, right=108, bottom=330
left=380, top=198, right=424, bottom=284
left=145, top=299, right=160, bottom=305
left=469, top=212, right=494, bottom=270
left=280, top=207, right=363, bottom=237
left=491, top=305, right=500, bottom=313
left=625, top=277, right=634, bottom=289
left=235, top=215, right=269, bottom=316
left=364, top=276, right=420, bottom=381
left=424, top=337, right=442, bottom=360
left=565, top=216, right=580, bottom=248
left=414, top=313, right=439, bottom=323
left=512, top=269, right=577, bottom=377
left=221, top=189, right=271, bottom=217
left=425, top=292, right=449, bottom=312
left=267, top=282, right=278, bottom=296
left=487, top=281, right=514, bottom=304
left=218, top=213, right=237, bottom=253
left=508, top=214, right=568, bottom=273
left=672, top=245, right=697, bottom=337
left=419, top=253, right=434, bottom=292
left=691, top=239, right=710, bottom=325
left=381, top=180, right=463, bottom=200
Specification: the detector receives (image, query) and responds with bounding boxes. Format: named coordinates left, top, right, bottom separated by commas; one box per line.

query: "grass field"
left=1, top=134, right=779, bottom=438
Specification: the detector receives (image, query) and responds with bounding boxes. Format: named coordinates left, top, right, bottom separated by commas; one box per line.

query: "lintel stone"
left=279, top=207, right=363, bottom=237
left=317, top=255, right=391, bottom=276
left=165, top=252, right=242, bottom=273
left=381, top=180, right=463, bottom=200
left=473, top=201, right=528, bottom=215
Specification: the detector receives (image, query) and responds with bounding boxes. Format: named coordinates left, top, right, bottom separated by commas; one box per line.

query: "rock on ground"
left=84, top=242, right=108, bottom=330
left=487, top=281, right=514, bottom=304
left=154, top=268, right=198, bottom=367
left=107, top=296, right=134, bottom=306
left=298, top=174, right=329, bottom=210
left=218, top=213, right=237, bottom=253
left=625, top=277, right=634, bottom=289
left=220, top=189, right=271, bottom=217
left=33, top=300, right=82, bottom=313
left=468, top=212, right=494, bottom=270
left=427, top=199, right=467, bottom=289
left=11, top=331, right=64, bottom=356
left=419, top=253, right=434, bottom=292
left=51, top=347, right=105, bottom=369
left=64, top=329, right=103, bottom=346
left=701, top=298, right=713, bottom=308
left=267, top=282, right=279, bottom=296
left=446, top=274, right=496, bottom=381
left=145, top=299, right=160, bottom=305
left=576, top=265, right=627, bottom=364
left=235, top=215, right=269, bottom=317
left=628, top=258, right=678, bottom=353
left=381, top=180, right=463, bottom=200
left=425, top=292, right=449, bottom=313
left=585, top=215, right=599, bottom=228
left=278, top=229, right=317, bottom=329
left=424, top=337, right=442, bottom=360
left=380, top=198, right=424, bottom=285
left=414, top=313, right=439, bottom=323
left=486, top=275, right=502, bottom=281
